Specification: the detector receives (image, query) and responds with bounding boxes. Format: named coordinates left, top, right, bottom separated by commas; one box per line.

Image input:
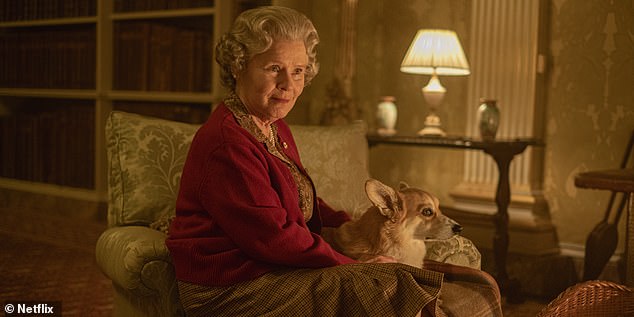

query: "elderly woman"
left=166, top=6, right=500, bottom=317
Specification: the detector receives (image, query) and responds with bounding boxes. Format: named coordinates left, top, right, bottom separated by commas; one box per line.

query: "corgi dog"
left=322, top=178, right=462, bottom=267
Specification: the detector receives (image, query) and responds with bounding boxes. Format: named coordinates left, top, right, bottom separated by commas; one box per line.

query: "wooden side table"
left=368, top=134, right=542, bottom=301
left=575, top=168, right=634, bottom=287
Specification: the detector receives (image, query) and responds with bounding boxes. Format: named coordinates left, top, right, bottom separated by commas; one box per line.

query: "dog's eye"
left=421, top=208, right=434, bottom=217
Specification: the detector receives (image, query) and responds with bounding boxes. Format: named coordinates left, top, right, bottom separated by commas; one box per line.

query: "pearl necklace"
left=267, top=125, right=276, bottom=144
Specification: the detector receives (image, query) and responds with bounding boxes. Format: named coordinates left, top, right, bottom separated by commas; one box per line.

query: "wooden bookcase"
left=0, top=0, right=264, bottom=205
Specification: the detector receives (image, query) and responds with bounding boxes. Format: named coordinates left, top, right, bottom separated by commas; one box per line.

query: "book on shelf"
left=0, top=27, right=96, bottom=89
left=0, top=116, right=16, bottom=178
left=1, top=0, right=96, bottom=22
left=193, top=30, right=213, bottom=92
left=0, top=102, right=95, bottom=189
left=113, top=0, right=214, bottom=13
left=171, top=28, right=196, bottom=91
left=148, top=23, right=175, bottom=91
left=114, top=22, right=151, bottom=91
left=114, top=20, right=212, bottom=92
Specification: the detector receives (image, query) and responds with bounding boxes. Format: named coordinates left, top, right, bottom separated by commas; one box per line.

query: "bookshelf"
left=0, top=0, right=263, bottom=206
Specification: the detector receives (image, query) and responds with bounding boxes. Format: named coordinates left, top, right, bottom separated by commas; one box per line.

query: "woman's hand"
left=361, top=255, right=398, bottom=263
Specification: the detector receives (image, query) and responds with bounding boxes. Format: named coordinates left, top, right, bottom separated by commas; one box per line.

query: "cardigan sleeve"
left=199, top=141, right=356, bottom=268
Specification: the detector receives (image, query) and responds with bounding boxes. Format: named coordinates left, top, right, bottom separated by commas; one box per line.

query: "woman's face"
left=235, top=40, right=308, bottom=125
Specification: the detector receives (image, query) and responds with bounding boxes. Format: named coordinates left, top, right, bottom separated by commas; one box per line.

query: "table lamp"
left=400, top=29, right=470, bottom=136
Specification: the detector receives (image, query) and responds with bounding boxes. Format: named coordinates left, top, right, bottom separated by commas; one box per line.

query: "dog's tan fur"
left=322, top=179, right=462, bottom=267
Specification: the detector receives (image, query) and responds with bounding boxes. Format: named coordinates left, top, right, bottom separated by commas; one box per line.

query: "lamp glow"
left=401, top=29, right=470, bottom=136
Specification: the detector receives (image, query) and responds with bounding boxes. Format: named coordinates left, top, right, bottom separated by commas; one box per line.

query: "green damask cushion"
left=424, top=235, right=482, bottom=269
left=106, top=111, right=199, bottom=227
left=290, top=121, right=371, bottom=219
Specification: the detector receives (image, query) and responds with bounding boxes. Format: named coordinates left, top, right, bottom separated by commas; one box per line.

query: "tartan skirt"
left=178, top=263, right=444, bottom=317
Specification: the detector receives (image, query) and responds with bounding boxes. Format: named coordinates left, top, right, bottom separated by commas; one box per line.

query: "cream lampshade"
left=401, top=29, right=470, bottom=136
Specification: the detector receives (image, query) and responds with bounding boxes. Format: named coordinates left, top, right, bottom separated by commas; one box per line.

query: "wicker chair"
left=537, top=280, right=634, bottom=316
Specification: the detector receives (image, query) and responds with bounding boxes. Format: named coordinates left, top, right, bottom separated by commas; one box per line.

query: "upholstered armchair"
left=95, top=111, right=482, bottom=317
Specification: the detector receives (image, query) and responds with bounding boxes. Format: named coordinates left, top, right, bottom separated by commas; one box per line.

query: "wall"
left=328, top=0, right=472, bottom=204
left=274, top=0, right=341, bottom=125
left=544, top=0, right=634, bottom=251
left=286, top=0, right=633, bottom=255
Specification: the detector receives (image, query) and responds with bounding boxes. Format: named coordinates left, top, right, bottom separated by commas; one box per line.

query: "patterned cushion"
left=106, top=111, right=371, bottom=227
left=291, top=121, right=371, bottom=219
left=424, top=235, right=482, bottom=270
left=106, top=111, right=199, bottom=227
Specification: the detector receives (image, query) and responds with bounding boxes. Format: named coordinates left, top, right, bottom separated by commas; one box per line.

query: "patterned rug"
left=0, top=208, right=113, bottom=316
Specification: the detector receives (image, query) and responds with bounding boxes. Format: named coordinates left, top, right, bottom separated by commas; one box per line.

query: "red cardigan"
left=166, top=104, right=356, bottom=287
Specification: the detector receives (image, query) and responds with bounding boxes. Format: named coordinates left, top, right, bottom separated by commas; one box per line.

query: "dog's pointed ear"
left=365, top=179, right=399, bottom=219
left=398, top=181, right=410, bottom=191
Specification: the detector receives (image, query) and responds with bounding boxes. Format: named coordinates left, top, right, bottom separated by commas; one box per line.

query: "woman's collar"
left=224, top=92, right=277, bottom=145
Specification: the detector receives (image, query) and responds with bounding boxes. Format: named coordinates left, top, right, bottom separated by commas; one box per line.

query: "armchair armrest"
left=95, top=226, right=175, bottom=297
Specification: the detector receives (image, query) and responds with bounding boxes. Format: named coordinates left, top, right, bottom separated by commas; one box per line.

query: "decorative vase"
left=477, top=99, right=500, bottom=140
left=376, top=96, right=397, bottom=136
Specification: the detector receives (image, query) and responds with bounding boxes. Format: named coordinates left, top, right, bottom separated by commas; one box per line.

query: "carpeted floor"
left=502, top=298, right=550, bottom=316
left=0, top=208, right=113, bottom=316
left=0, top=206, right=550, bottom=316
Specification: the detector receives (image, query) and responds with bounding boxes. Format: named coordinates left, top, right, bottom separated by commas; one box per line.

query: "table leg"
left=625, top=192, right=634, bottom=287
left=489, top=151, right=523, bottom=303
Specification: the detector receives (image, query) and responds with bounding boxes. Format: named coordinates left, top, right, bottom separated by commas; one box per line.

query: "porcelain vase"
left=376, top=96, right=397, bottom=136
left=477, top=99, right=500, bottom=140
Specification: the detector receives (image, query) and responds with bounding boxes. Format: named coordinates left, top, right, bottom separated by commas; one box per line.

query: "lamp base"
left=417, top=126, right=446, bottom=137
left=417, top=113, right=446, bottom=136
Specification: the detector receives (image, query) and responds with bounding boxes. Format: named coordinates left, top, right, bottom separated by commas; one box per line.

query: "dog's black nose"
left=452, top=224, right=463, bottom=234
